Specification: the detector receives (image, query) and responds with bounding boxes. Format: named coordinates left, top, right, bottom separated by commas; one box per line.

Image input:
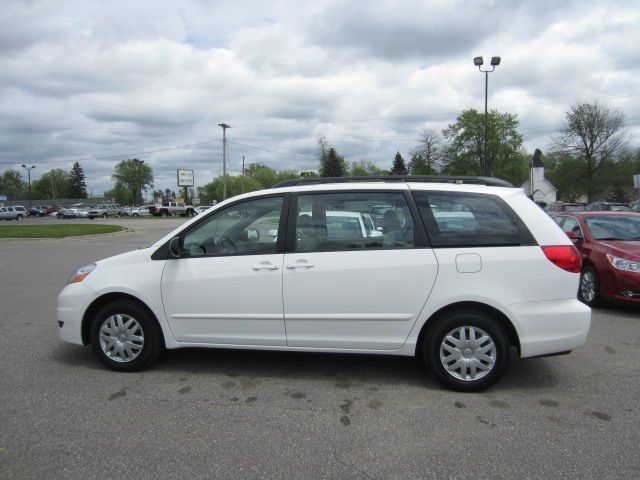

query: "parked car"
left=554, top=211, right=640, bottom=306
left=631, top=201, right=640, bottom=212
left=46, top=206, right=60, bottom=216
left=586, top=202, right=631, bottom=212
left=545, top=202, right=587, bottom=213
left=57, top=208, right=78, bottom=219
left=195, top=205, right=213, bottom=215
left=58, top=176, right=590, bottom=392
left=131, top=205, right=153, bottom=217
left=76, top=208, right=90, bottom=218
left=0, top=205, right=25, bottom=221
left=28, top=206, right=47, bottom=217
left=87, top=204, right=120, bottom=219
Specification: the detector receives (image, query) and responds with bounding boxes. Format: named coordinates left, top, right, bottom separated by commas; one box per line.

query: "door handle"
left=286, top=261, right=315, bottom=269
left=252, top=263, right=280, bottom=271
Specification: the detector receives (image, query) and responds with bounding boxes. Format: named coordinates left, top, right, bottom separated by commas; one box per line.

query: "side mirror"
left=566, top=230, right=583, bottom=241
left=169, top=236, right=183, bottom=258
left=247, top=228, right=260, bottom=241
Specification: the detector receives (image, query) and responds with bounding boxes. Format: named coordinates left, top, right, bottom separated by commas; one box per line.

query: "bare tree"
left=409, top=128, right=443, bottom=174
left=552, top=102, right=626, bottom=202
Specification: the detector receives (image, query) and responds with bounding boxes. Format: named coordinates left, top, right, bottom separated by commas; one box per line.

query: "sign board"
left=0, top=195, right=7, bottom=201
left=177, top=169, right=194, bottom=187
left=634, top=174, right=640, bottom=189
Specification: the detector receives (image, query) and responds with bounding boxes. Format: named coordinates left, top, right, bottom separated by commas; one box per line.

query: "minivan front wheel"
left=90, top=300, right=163, bottom=371
left=424, top=310, right=509, bottom=392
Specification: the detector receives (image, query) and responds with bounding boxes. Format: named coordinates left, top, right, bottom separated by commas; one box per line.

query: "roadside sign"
left=177, top=169, right=194, bottom=187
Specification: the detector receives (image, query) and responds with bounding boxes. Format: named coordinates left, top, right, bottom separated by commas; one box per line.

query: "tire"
left=423, top=310, right=509, bottom=392
left=579, top=266, right=601, bottom=307
left=132, top=213, right=139, bottom=217
left=90, top=300, right=164, bottom=372
left=102, top=213, right=108, bottom=218
left=16, top=214, right=23, bottom=222
left=161, top=211, right=168, bottom=218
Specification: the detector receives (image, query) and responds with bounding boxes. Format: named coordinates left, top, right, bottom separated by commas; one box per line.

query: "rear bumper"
left=509, top=298, right=591, bottom=358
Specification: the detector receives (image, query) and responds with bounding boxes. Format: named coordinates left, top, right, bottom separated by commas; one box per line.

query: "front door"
left=161, top=195, right=287, bottom=346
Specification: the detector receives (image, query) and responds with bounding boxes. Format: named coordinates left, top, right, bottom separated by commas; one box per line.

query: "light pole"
left=21, top=164, right=36, bottom=208
left=218, top=123, right=231, bottom=200
left=474, top=56, right=501, bottom=176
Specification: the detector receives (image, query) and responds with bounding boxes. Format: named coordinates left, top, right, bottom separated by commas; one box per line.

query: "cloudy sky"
left=1, top=0, right=638, bottom=196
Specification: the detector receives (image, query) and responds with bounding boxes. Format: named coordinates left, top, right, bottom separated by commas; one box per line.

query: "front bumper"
left=57, top=282, right=97, bottom=345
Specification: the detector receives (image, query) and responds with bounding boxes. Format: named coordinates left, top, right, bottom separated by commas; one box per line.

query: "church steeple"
left=532, top=149, right=543, bottom=168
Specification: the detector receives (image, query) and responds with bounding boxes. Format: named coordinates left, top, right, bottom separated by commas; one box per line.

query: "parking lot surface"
left=1, top=218, right=639, bottom=479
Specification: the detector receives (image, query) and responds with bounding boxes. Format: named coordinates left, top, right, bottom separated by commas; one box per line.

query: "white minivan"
left=58, top=177, right=590, bottom=391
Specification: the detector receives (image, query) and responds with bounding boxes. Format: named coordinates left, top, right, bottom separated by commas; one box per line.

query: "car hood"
left=599, top=241, right=640, bottom=260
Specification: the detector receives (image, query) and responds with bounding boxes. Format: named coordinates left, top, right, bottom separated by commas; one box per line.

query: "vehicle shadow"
left=50, top=343, right=562, bottom=391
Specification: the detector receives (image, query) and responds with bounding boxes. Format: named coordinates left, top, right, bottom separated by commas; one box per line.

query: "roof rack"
left=273, top=175, right=514, bottom=188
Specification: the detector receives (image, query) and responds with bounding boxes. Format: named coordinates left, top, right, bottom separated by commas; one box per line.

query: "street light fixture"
left=21, top=164, right=36, bottom=208
left=474, top=55, right=501, bottom=176
left=218, top=123, right=231, bottom=200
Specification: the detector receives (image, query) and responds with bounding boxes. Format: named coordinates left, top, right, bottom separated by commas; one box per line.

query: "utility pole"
left=241, top=155, right=245, bottom=194
left=218, top=123, right=231, bottom=200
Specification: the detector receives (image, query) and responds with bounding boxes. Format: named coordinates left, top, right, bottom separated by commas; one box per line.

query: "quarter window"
left=294, top=192, right=414, bottom=252
left=181, top=196, right=283, bottom=257
left=413, top=191, right=535, bottom=248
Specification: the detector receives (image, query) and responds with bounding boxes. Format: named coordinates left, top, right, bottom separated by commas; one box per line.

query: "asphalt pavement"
left=1, top=217, right=639, bottom=479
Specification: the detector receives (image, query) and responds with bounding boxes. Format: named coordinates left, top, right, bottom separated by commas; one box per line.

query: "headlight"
left=606, top=254, right=640, bottom=273
left=67, top=263, right=97, bottom=284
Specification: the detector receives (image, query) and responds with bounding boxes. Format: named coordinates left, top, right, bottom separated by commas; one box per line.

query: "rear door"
left=282, top=189, right=438, bottom=350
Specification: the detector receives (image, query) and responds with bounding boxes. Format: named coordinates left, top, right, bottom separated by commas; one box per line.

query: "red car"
left=553, top=212, right=640, bottom=306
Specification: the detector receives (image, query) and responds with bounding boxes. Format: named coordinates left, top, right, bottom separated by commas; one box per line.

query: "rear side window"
left=413, top=191, right=536, bottom=247
left=294, top=192, right=414, bottom=252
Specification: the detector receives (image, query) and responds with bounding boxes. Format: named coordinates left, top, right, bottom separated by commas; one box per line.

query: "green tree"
left=112, top=158, right=153, bottom=205
left=104, top=182, right=133, bottom=205
left=410, top=128, right=442, bottom=173
left=605, top=183, right=631, bottom=203
left=349, top=160, right=385, bottom=176
left=199, top=175, right=263, bottom=203
left=320, top=147, right=346, bottom=177
left=441, top=109, right=527, bottom=184
left=31, top=169, right=70, bottom=202
left=552, top=102, right=627, bottom=202
left=245, top=163, right=279, bottom=188
left=543, top=152, right=588, bottom=202
left=408, top=154, right=430, bottom=175
left=0, top=169, right=26, bottom=200
left=68, top=162, right=88, bottom=199
left=389, top=152, right=408, bottom=175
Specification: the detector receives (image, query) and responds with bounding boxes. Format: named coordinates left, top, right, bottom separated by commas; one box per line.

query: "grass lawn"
left=0, top=224, right=124, bottom=238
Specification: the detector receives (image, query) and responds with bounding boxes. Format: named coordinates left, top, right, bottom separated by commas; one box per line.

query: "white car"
left=58, top=176, right=591, bottom=391
left=131, top=205, right=153, bottom=217
left=0, top=205, right=26, bottom=221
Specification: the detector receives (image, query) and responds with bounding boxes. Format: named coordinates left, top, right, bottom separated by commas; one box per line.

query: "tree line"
left=2, top=102, right=637, bottom=205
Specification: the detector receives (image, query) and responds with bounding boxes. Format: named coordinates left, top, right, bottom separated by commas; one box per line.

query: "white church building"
left=520, top=149, right=557, bottom=205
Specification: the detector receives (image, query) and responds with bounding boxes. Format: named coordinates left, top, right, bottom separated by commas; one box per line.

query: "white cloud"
left=0, top=0, right=638, bottom=196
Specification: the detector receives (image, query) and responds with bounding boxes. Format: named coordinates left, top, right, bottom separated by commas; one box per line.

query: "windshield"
left=585, top=216, right=640, bottom=240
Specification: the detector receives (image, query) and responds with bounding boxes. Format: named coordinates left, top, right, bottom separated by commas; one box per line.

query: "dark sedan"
left=553, top=211, right=640, bottom=306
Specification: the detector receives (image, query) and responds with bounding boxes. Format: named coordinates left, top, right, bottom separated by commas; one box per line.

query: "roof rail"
left=273, top=175, right=514, bottom=188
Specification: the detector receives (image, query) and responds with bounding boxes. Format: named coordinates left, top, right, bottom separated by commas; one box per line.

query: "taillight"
left=541, top=246, right=582, bottom=273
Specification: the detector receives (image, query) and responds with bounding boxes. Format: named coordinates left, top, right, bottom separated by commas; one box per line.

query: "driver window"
left=182, top=196, right=283, bottom=257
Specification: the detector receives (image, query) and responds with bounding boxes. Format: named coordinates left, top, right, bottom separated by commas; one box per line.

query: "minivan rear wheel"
left=90, top=300, right=163, bottom=372
left=424, top=310, right=509, bottom=392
